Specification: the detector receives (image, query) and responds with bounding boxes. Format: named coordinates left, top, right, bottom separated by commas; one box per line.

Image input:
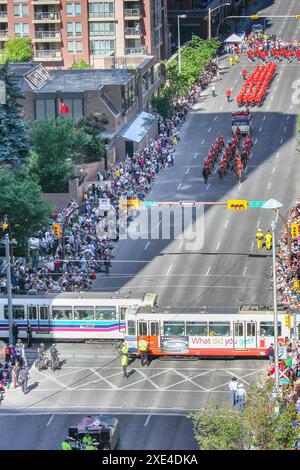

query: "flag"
left=59, top=99, right=69, bottom=114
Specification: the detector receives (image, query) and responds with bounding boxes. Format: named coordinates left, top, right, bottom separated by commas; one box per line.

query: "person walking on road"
left=121, top=352, right=129, bottom=379
left=242, top=68, right=248, bottom=80
left=256, top=229, right=264, bottom=250
left=26, top=324, right=32, bottom=348
left=267, top=343, right=275, bottom=364
left=229, top=377, right=238, bottom=407
left=12, top=360, right=21, bottom=389
left=229, top=56, right=233, bottom=67
left=225, top=88, right=232, bottom=102
left=236, top=383, right=246, bottom=412
left=211, top=84, right=216, bottom=97
left=12, top=323, right=19, bottom=345
left=265, top=230, right=272, bottom=250
left=18, top=365, right=29, bottom=394
left=138, top=337, right=149, bottom=366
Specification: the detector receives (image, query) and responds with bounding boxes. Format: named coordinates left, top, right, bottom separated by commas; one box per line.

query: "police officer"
left=256, top=228, right=264, bottom=250
left=61, top=438, right=72, bottom=450
left=138, top=337, right=149, bottom=366
left=265, top=230, right=272, bottom=250
left=50, top=343, right=59, bottom=369
left=118, top=339, right=129, bottom=356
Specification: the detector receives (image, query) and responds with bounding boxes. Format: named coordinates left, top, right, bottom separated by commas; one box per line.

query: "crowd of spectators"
left=0, top=339, right=28, bottom=401
left=0, top=60, right=220, bottom=294
left=276, top=201, right=300, bottom=310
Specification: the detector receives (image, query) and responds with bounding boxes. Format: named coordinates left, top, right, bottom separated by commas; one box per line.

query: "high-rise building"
left=0, top=1, right=169, bottom=68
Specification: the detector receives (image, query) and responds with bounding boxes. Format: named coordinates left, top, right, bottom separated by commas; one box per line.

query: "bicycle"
left=34, top=356, right=49, bottom=371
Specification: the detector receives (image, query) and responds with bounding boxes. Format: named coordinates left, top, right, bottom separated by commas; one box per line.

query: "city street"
left=92, top=0, right=300, bottom=308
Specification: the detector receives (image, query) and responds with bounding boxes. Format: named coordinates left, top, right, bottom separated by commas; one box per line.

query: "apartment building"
left=0, top=1, right=169, bottom=68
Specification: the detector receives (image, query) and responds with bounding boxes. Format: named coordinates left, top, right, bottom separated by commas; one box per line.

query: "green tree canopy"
left=76, top=113, right=108, bottom=168
left=150, top=87, right=173, bottom=120
left=30, top=117, right=89, bottom=192
left=0, top=169, right=52, bottom=250
left=70, top=60, right=91, bottom=70
left=0, top=38, right=33, bottom=63
left=0, top=61, right=30, bottom=167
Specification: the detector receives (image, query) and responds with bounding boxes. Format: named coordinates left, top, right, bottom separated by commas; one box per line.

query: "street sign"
left=99, top=198, right=111, bottom=210
left=291, top=223, right=299, bottom=238
left=249, top=201, right=266, bottom=208
left=143, top=201, right=157, bottom=206
left=227, top=200, right=248, bottom=210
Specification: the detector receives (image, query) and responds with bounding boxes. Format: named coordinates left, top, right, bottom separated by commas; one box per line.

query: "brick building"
left=0, top=0, right=169, bottom=68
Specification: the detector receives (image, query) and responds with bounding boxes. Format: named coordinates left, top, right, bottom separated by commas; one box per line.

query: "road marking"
left=290, top=104, right=293, bottom=110
left=186, top=167, right=190, bottom=175
left=177, top=183, right=182, bottom=190
left=276, top=151, right=279, bottom=159
left=254, top=138, right=258, bottom=144
left=214, top=116, right=218, bottom=121
left=238, top=182, right=242, bottom=190
left=267, top=182, right=271, bottom=190
left=216, top=241, right=221, bottom=251
left=156, top=220, right=161, bottom=228
left=243, top=267, right=247, bottom=277
left=251, top=241, right=254, bottom=252
left=166, top=264, right=173, bottom=275
left=206, top=183, right=211, bottom=190
left=283, top=126, right=287, bottom=133
left=201, top=139, right=205, bottom=145
left=224, top=220, right=229, bottom=228
left=179, top=240, right=184, bottom=249
left=220, top=105, right=223, bottom=111
left=46, top=414, right=55, bottom=427
left=206, top=266, right=211, bottom=276
left=245, top=166, right=248, bottom=174
left=280, top=138, right=283, bottom=144
left=144, top=241, right=150, bottom=250
left=270, top=95, right=273, bottom=100
left=257, top=219, right=261, bottom=229
left=263, top=115, right=266, bottom=121
left=286, top=115, right=290, bottom=121
left=194, top=152, right=198, bottom=159
left=272, top=166, right=275, bottom=174
left=207, top=127, right=211, bottom=133
left=259, top=126, right=262, bottom=133
left=144, top=415, right=151, bottom=427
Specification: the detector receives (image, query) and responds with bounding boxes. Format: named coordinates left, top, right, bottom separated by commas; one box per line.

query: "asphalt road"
left=92, top=0, right=300, bottom=308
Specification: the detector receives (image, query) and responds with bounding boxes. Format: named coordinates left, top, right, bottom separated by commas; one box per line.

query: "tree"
left=30, top=117, right=89, bottom=192
left=70, top=60, right=91, bottom=70
left=76, top=113, right=108, bottom=168
left=190, top=402, right=245, bottom=450
left=0, top=38, right=33, bottom=63
left=150, top=87, right=173, bottom=120
left=0, top=61, right=30, bottom=167
left=0, top=169, right=52, bottom=251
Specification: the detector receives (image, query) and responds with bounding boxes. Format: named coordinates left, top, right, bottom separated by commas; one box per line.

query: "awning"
left=224, top=33, right=243, bottom=43
left=118, top=111, right=157, bottom=143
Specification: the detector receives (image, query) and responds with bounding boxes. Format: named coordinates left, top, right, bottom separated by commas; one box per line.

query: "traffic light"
left=250, top=15, right=259, bottom=20
left=294, top=281, right=300, bottom=292
left=291, top=223, right=299, bottom=238
left=227, top=200, right=248, bottom=210
left=53, top=223, right=61, bottom=238
left=285, top=314, right=292, bottom=328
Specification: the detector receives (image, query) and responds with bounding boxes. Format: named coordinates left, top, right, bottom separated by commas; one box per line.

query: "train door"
left=246, top=321, right=257, bottom=349
left=233, top=321, right=257, bottom=349
left=137, top=320, right=149, bottom=344
left=149, top=321, right=160, bottom=352
left=37, top=305, right=51, bottom=334
left=27, top=305, right=38, bottom=335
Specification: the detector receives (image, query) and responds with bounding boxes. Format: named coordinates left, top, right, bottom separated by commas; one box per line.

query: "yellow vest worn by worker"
left=265, top=232, right=272, bottom=249
left=120, top=342, right=128, bottom=355
left=121, top=354, right=129, bottom=367
left=84, top=444, right=97, bottom=450
left=61, top=441, right=72, bottom=450
left=256, top=230, right=264, bottom=249
left=229, top=56, right=233, bottom=66
left=138, top=339, right=148, bottom=352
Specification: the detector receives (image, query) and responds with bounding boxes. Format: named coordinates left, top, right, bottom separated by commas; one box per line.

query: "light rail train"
left=0, top=292, right=157, bottom=341
left=124, top=305, right=294, bottom=357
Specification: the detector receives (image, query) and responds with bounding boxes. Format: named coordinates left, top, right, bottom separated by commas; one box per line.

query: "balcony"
left=34, top=49, right=62, bottom=61
left=125, top=26, right=142, bottom=37
left=34, top=30, right=61, bottom=41
left=125, top=46, right=147, bottom=55
left=124, top=8, right=141, bottom=19
left=0, top=29, right=8, bottom=39
left=0, top=11, right=7, bottom=21
left=33, top=12, right=60, bottom=22
left=32, top=1, right=60, bottom=5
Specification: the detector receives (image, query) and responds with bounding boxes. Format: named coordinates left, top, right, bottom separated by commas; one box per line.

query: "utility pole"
left=4, top=235, right=13, bottom=345
left=208, top=8, right=212, bottom=41
left=271, top=218, right=279, bottom=390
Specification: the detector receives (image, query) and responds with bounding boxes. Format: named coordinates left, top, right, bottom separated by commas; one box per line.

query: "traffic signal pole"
left=4, top=235, right=13, bottom=346
left=271, top=219, right=279, bottom=391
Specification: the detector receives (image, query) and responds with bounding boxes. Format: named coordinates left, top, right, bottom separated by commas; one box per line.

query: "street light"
left=177, top=14, right=187, bottom=74
left=208, top=2, right=231, bottom=40
left=262, top=198, right=283, bottom=391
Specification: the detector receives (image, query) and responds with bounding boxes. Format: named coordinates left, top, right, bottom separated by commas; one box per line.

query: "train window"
left=186, top=322, right=208, bottom=336
left=95, top=307, right=116, bottom=320
left=4, top=305, right=25, bottom=320
left=163, top=322, right=185, bottom=336
left=234, top=323, right=243, bottom=336
left=40, top=306, right=49, bottom=320
left=208, top=322, right=230, bottom=336
left=28, top=306, right=37, bottom=320
left=150, top=322, right=159, bottom=336
left=260, top=322, right=282, bottom=337
left=138, top=322, right=148, bottom=336
left=52, top=307, right=73, bottom=320
left=120, top=307, right=127, bottom=320
left=127, top=320, right=136, bottom=335
left=74, top=308, right=94, bottom=321
left=246, top=322, right=256, bottom=336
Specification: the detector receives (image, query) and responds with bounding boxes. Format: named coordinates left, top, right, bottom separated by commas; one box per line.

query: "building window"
left=14, top=4, right=29, bottom=17
left=88, top=2, right=114, bottom=18
left=66, top=3, right=81, bottom=16
left=67, top=41, right=83, bottom=53
left=14, top=23, right=29, bottom=37
left=62, top=98, right=84, bottom=119
left=89, top=39, right=115, bottom=56
left=35, top=99, right=56, bottom=120
left=89, top=22, right=115, bottom=37
left=67, top=22, right=82, bottom=38
left=121, top=77, right=136, bottom=112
